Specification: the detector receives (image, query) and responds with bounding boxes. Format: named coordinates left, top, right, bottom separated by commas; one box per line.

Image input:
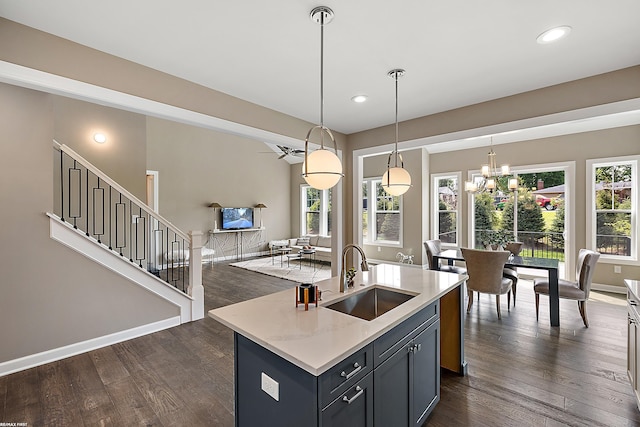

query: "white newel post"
left=188, top=230, right=205, bottom=320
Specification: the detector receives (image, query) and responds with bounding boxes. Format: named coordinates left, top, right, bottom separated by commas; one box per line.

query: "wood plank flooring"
left=2, top=259, right=638, bottom=426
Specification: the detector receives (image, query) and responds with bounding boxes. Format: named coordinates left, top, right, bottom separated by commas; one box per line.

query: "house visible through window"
left=362, top=178, right=401, bottom=245
left=588, top=156, right=637, bottom=261
left=301, top=185, right=332, bottom=236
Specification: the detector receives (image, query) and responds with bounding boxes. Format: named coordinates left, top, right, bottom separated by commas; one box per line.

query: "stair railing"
left=52, top=140, right=197, bottom=295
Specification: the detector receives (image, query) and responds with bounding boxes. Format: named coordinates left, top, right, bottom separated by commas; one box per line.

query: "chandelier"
left=464, top=137, right=517, bottom=193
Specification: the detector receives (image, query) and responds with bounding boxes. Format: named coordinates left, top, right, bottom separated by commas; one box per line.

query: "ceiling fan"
left=273, top=145, right=305, bottom=160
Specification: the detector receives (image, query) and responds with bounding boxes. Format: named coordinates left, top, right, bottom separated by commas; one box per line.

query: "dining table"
left=432, top=249, right=561, bottom=327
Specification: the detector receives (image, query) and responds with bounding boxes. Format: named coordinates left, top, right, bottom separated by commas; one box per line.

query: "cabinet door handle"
left=408, top=343, right=422, bottom=353
left=342, top=386, right=363, bottom=405
left=340, top=362, right=361, bottom=380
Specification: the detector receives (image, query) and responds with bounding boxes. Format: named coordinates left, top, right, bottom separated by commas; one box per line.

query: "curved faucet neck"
left=339, top=244, right=369, bottom=293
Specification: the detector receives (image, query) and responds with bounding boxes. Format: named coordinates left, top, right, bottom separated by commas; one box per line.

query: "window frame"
left=586, top=155, right=638, bottom=264
left=431, top=172, right=461, bottom=247
left=300, top=185, right=332, bottom=236
left=361, top=177, right=403, bottom=247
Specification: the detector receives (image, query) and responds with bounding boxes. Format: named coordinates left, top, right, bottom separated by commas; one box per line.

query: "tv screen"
left=222, top=208, right=254, bottom=230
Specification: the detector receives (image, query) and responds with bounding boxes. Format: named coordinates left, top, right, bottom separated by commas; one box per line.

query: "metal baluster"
left=93, top=176, right=105, bottom=243
left=60, top=149, right=65, bottom=222
left=69, top=160, right=82, bottom=229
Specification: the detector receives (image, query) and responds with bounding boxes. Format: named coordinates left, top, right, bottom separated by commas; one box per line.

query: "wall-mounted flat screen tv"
left=222, top=208, right=254, bottom=230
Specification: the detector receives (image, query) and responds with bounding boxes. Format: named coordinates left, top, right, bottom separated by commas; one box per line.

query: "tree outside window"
left=594, top=163, right=633, bottom=256
left=361, top=178, right=401, bottom=245
left=435, top=176, right=459, bottom=244
left=376, top=181, right=400, bottom=242
left=301, top=186, right=332, bottom=236
left=305, top=187, right=320, bottom=234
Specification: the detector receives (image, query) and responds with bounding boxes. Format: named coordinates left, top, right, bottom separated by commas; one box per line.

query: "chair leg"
left=579, top=301, right=589, bottom=328
left=467, top=289, right=474, bottom=312
left=507, top=291, right=511, bottom=312
left=535, top=292, right=540, bottom=321
left=496, top=295, right=501, bottom=319
left=512, top=280, right=517, bottom=306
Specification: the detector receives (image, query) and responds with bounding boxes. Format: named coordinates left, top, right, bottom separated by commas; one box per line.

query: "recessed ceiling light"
left=93, top=133, right=107, bottom=144
left=351, top=95, right=367, bottom=103
left=537, top=26, right=571, bottom=44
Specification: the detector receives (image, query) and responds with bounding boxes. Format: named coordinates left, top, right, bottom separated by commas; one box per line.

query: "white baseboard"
left=0, top=316, right=180, bottom=377
left=591, top=282, right=627, bottom=294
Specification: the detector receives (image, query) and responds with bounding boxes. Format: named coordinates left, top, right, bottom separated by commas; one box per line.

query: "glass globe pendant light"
left=302, top=6, right=343, bottom=190
left=381, top=69, right=411, bottom=196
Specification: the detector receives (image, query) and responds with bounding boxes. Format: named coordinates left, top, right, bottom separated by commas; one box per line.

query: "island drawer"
left=373, top=301, right=439, bottom=367
left=318, top=343, right=373, bottom=408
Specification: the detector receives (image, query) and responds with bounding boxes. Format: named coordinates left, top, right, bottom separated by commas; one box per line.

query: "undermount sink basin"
left=324, top=287, right=416, bottom=321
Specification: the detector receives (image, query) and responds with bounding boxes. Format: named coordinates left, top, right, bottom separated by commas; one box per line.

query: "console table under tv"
left=209, top=228, right=265, bottom=262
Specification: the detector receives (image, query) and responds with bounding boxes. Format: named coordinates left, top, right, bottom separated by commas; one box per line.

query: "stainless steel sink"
left=324, top=287, right=416, bottom=321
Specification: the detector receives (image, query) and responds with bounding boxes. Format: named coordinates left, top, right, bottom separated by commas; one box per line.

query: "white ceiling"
left=2, top=0, right=640, bottom=136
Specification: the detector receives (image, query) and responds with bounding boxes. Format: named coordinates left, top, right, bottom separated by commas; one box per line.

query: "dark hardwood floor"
left=2, top=259, right=639, bottom=426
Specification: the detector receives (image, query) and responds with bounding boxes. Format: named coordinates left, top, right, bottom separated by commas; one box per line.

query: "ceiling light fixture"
left=465, top=137, right=513, bottom=193
left=302, top=6, right=343, bottom=190
left=536, top=26, right=571, bottom=44
left=351, top=95, right=367, bottom=103
left=381, top=69, right=411, bottom=196
left=93, top=133, right=106, bottom=144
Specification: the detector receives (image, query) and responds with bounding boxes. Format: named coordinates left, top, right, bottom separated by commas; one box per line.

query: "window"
left=432, top=173, right=461, bottom=245
left=587, top=156, right=638, bottom=262
left=362, top=178, right=402, bottom=245
left=301, top=185, right=332, bottom=236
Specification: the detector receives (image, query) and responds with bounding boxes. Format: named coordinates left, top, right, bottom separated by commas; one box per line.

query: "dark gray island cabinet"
left=235, top=302, right=440, bottom=427
left=209, top=264, right=467, bottom=427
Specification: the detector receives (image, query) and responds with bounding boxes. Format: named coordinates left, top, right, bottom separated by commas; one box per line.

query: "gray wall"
left=0, top=83, right=178, bottom=363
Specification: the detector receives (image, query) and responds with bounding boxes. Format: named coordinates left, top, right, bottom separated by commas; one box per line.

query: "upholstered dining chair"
left=461, top=248, right=513, bottom=319
left=533, top=248, right=600, bottom=327
left=503, top=242, right=523, bottom=306
left=424, top=240, right=467, bottom=274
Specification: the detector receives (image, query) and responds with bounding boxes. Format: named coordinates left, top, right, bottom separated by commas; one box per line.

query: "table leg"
left=549, top=268, right=560, bottom=326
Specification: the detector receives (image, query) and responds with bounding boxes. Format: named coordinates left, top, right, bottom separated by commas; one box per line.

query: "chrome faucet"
left=339, top=244, right=369, bottom=293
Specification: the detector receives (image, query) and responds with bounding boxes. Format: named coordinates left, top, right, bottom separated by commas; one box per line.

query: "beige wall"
left=361, top=149, right=426, bottom=264
left=349, top=66, right=640, bottom=151
left=0, top=83, right=178, bottom=363
left=53, top=96, right=147, bottom=200
left=146, top=117, right=292, bottom=245
left=0, top=18, right=320, bottom=145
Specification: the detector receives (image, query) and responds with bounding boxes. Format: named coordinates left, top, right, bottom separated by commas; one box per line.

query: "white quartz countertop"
left=208, top=264, right=466, bottom=376
left=626, top=279, right=640, bottom=301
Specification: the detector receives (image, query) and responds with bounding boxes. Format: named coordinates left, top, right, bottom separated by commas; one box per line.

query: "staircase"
left=50, top=140, right=204, bottom=323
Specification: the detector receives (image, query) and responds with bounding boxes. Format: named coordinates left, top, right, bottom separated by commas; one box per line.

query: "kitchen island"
left=209, top=263, right=467, bottom=426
